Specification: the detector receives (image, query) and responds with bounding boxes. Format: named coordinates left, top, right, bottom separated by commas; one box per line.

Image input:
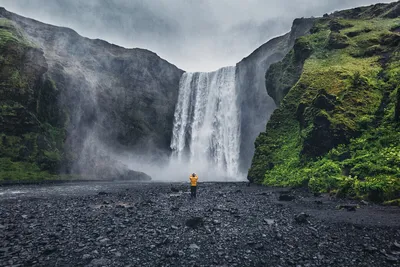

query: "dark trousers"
left=191, top=186, right=197, bottom=198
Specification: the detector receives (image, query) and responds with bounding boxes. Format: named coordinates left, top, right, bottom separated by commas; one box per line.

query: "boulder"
left=294, top=212, right=309, bottom=224
left=185, top=217, right=204, bottom=229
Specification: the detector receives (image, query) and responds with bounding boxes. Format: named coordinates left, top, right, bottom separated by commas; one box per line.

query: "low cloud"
left=0, top=0, right=393, bottom=71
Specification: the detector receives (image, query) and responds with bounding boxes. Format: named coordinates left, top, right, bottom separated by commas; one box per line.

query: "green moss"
left=0, top=18, right=36, bottom=49
left=10, top=70, right=28, bottom=88
left=0, top=157, right=82, bottom=181
left=265, top=50, right=304, bottom=105
left=0, top=157, right=53, bottom=181
left=250, top=12, right=400, bottom=202
left=0, top=19, right=66, bottom=181
left=383, top=199, right=400, bottom=206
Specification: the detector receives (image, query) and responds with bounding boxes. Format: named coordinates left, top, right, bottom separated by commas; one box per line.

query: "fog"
left=0, top=0, right=393, bottom=71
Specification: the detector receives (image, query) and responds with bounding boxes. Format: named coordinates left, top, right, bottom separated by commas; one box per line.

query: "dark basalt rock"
left=185, top=217, right=204, bottom=229
left=337, top=204, right=358, bottom=211
left=328, top=32, right=350, bottom=49
left=294, top=212, right=309, bottom=223
left=312, top=90, right=337, bottom=111
left=329, top=20, right=353, bottom=32
left=346, top=28, right=372, bottom=37
left=380, top=32, right=400, bottom=47
left=0, top=182, right=400, bottom=266
left=171, top=187, right=180, bottom=193
left=278, top=194, right=295, bottom=201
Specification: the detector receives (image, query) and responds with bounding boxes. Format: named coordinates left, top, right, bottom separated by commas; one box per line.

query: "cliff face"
left=0, top=8, right=183, bottom=180
left=236, top=18, right=315, bottom=172
left=248, top=2, right=400, bottom=203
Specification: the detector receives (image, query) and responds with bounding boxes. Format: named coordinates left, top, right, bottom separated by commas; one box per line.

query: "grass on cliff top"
left=0, top=18, right=35, bottom=48
left=260, top=17, right=400, bottom=202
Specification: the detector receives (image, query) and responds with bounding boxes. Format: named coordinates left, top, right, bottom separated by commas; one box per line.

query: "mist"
left=0, top=0, right=393, bottom=71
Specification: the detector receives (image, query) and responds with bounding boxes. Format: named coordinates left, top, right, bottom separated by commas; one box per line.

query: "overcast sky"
left=0, top=0, right=394, bottom=71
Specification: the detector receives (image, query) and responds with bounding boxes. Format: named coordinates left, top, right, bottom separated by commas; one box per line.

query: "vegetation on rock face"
left=0, top=18, right=66, bottom=180
left=265, top=37, right=311, bottom=106
left=249, top=3, right=400, bottom=203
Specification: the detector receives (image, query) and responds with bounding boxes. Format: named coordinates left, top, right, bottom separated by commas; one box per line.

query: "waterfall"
left=170, top=66, right=242, bottom=178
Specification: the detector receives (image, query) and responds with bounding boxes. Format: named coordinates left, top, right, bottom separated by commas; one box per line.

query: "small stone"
left=115, top=252, right=122, bottom=257
left=21, top=215, right=28, bottom=219
left=391, top=242, right=400, bottom=251
left=82, top=254, right=92, bottom=260
left=264, top=219, right=275, bottom=225
left=171, top=206, right=179, bottom=212
left=255, top=243, right=264, bottom=250
left=213, top=220, right=221, bottom=225
left=98, top=192, right=108, bottom=196
left=0, top=247, right=9, bottom=254
left=189, top=244, right=200, bottom=250
left=165, top=250, right=175, bottom=257
left=90, top=258, right=110, bottom=266
left=364, top=246, right=378, bottom=253
left=99, top=238, right=110, bottom=243
left=276, top=233, right=283, bottom=240
left=171, top=225, right=179, bottom=230
left=386, top=255, right=398, bottom=263
left=171, top=187, right=180, bottom=193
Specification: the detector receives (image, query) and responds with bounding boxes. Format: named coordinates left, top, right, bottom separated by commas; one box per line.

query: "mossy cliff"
left=0, top=18, right=67, bottom=180
left=0, top=8, right=182, bottom=181
left=248, top=2, right=400, bottom=203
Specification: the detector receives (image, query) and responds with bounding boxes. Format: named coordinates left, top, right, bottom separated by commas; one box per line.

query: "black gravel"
left=0, top=182, right=399, bottom=266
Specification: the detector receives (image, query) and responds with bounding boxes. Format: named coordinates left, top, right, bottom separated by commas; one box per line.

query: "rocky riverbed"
left=0, top=181, right=399, bottom=266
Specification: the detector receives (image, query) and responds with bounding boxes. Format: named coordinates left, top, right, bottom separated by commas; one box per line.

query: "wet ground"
left=0, top=181, right=399, bottom=266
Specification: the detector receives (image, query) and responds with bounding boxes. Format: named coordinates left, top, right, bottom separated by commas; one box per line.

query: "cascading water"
left=170, top=66, right=242, bottom=179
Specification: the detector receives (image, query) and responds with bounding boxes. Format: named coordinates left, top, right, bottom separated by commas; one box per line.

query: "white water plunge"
left=170, top=66, right=243, bottom=180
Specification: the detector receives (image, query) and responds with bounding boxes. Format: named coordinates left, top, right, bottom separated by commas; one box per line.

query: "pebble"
left=0, top=182, right=397, bottom=266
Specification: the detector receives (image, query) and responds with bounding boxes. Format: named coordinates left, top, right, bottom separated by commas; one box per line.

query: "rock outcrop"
left=236, top=18, right=315, bottom=172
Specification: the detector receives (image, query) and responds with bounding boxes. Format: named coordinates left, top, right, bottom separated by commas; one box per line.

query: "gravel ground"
left=0, top=181, right=399, bottom=267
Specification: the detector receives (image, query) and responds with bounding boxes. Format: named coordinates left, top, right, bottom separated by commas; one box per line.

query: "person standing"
left=190, top=173, right=198, bottom=199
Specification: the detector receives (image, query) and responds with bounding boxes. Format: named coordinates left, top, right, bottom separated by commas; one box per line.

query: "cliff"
left=248, top=1, right=400, bottom=203
left=0, top=8, right=183, bottom=180
left=236, top=17, right=315, bottom=172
